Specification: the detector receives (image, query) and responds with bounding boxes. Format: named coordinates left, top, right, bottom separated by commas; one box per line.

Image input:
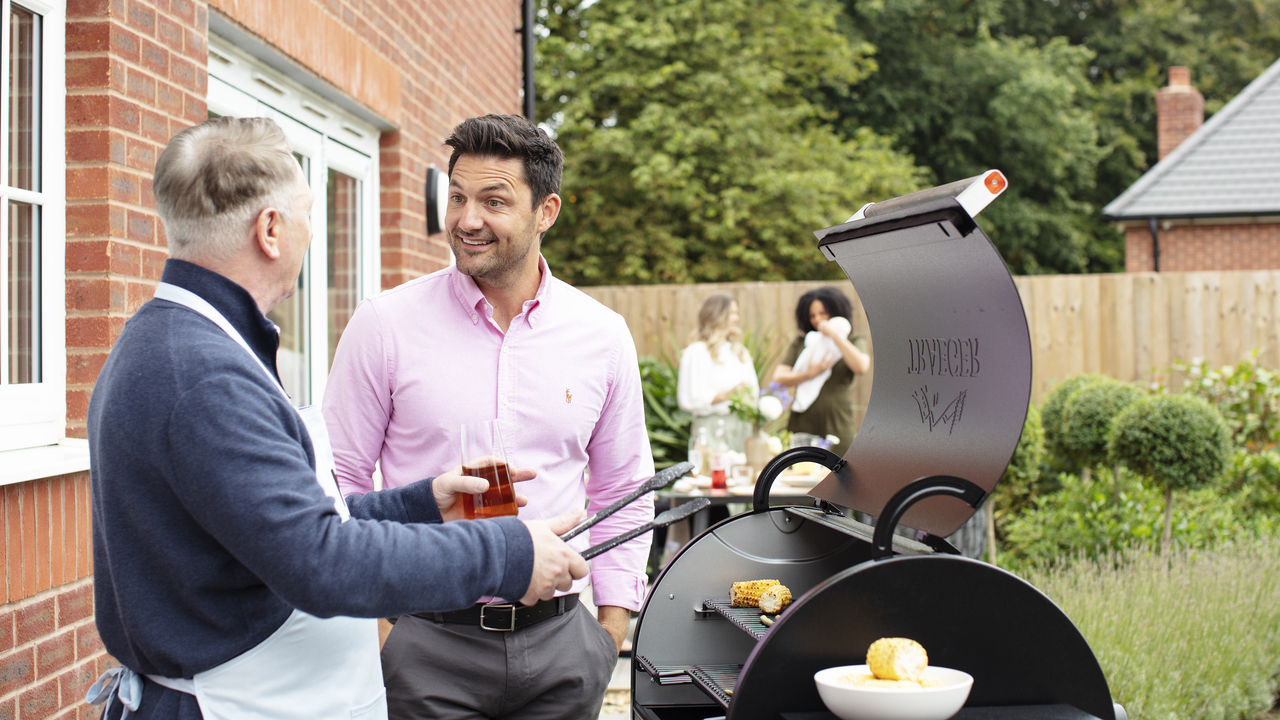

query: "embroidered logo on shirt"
left=565, top=388, right=573, bottom=403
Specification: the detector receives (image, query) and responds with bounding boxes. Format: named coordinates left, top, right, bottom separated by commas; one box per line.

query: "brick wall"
left=0, top=474, right=107, bottom=720
left=3, top=1, right=523, bottom=716
left=209, top=0, right=524, bottom=290
left=1125, top=221, right=1280, bottom=271
left=64, top=0, right=210, bottom=438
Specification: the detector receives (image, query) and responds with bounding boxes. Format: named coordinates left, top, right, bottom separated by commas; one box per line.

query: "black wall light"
left=425, top=165, right=449, bottom=235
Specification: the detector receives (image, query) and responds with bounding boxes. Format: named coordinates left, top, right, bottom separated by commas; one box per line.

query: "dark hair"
left=444, top=114, right=564, bottom=206
left=794, top=286, right=854, bottom=333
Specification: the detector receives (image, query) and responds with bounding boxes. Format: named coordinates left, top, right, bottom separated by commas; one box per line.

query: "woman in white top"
left=677, top=294, right=759, bottom=452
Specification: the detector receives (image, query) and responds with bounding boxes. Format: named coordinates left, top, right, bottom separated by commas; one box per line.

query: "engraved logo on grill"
left=907, top=337, right=980, bottom=377
left=912, top=384, right=967, bottom=434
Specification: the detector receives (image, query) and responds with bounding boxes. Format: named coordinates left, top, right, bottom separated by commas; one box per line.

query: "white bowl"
left=814, top=664, right=973, bottom=720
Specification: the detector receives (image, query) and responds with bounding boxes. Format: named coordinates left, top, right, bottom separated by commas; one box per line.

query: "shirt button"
left=503, top=398, right=510, bottom=406
left=471, top=313, right=477, bottom=321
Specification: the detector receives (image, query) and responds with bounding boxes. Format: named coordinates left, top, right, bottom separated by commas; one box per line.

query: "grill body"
left=632, top=186, right=1122, bottom=720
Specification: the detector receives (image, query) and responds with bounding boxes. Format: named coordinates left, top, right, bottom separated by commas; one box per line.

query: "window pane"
left=8, top=6, right=41, bottom=191
left=327, top=169, right=360, bottom=367
left=269, top=153, right=309, bottom=405
left=8, top=201, right=40, bottom=383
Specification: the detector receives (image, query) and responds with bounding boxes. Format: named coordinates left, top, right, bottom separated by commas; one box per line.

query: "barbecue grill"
left=630, top=174, right=1127, bottom=720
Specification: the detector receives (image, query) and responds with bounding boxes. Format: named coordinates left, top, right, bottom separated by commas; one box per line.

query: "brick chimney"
left=1156, top=66, right=1205, bottom=160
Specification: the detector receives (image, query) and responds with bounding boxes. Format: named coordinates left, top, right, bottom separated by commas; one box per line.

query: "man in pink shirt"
left=323, top=114, right=654, bottom=720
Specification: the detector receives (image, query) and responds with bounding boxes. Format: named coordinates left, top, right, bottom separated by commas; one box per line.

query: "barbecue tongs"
left=555, top=461, right=706, bottom=561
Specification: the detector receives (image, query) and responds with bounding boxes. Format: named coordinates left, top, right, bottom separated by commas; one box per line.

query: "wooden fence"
left=580, top=271, right=1280, bottom=408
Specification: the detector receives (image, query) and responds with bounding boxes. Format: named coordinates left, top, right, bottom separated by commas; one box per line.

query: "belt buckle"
left=479, top=603, right=517, bottom=632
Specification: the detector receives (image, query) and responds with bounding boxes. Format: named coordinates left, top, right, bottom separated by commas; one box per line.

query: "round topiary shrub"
left=1059, top=377, right=1144, bottom=473
left=1108, top=394, right=1232, bottom=546
left=1041, top=374, right=1109, bottom=465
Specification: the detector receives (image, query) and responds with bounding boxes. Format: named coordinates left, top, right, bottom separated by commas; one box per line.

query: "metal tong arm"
left=871, top=475, right=986, bottom=560
left=752, top=446, right=846, bottom=513
left=580, top=498, right=710, bottom=561
left=560, top=461, right=694, bottom=542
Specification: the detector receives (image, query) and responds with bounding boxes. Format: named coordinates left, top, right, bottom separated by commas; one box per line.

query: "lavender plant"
left=1026, top=539, right=1280, bottom=720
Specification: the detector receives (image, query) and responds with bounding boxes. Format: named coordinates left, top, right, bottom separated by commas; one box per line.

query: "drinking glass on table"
left=460, top=420, right=518, bottom=519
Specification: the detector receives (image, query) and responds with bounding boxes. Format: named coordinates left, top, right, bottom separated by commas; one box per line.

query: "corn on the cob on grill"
left=758, top=584, right=792, bottom=614
left=729, top=580, right=780, bottom=607
left=866, top=637, right=928, bottom=682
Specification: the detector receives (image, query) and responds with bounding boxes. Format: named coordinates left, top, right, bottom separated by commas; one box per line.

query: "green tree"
left=829, top=0, right=1112, bottom=274
left=828, top=0, right=1280, bottom=275
left=1109, top=394, right=1232, bottom=548
left=535, top=0, right=924, bottom=285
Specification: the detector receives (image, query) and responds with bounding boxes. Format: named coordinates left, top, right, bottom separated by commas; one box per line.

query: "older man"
left=86, top=117, right=587, bottom=720
left=324, top=114, right=654, bottom=719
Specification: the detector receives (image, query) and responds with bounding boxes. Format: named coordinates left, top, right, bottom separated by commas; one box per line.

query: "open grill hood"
left=808, top=193, right=1032, bottom=537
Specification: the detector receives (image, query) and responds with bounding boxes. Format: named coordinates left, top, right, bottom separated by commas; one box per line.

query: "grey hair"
left=154, top=116, right=300, bottom=262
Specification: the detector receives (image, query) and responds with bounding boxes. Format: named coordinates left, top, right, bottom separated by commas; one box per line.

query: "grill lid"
left=807, top=175, right=1031, bottom=537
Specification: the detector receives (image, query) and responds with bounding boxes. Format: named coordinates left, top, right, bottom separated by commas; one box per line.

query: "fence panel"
left=579, top=270, right=1280, bottom=409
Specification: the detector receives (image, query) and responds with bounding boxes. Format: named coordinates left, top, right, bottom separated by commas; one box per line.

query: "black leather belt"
left=413, top=594, right=579, bottom=632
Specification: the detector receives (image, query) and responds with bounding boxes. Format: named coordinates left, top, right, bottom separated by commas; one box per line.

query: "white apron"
left=88, top=282, right=386, bottom=720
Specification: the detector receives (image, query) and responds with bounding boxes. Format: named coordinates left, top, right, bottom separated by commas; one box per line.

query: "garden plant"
left=1026, top=539, right=1280, bottom=720
left=1108, top=394, right=1233, bottom=548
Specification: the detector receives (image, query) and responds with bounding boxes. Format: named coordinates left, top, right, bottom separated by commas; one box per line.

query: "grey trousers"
left=381, top=603, right=619, bottom=720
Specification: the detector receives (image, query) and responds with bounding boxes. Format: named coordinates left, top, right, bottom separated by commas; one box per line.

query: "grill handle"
left=871, top=475, right=987, bottom=559
left=752, top=446, right=845, bottom=513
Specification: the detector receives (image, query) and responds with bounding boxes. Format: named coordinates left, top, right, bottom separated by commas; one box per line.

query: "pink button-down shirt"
left=323, top=258, right=655, bottom=610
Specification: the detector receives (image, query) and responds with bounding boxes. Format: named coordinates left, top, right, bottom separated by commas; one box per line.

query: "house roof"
left=1102, top=56, right=1280, bottom=221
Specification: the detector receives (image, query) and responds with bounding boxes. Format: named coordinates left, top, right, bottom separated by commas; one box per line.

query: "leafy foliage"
left=829, top=1, right=1111, bottom=273
left=827, top=0, right=1280, bottom=275
left=1003, top=467, right=1272, bottom=569
left=1040, top=373, right=1109, bottom=466
left=1223, top=449, right=1280, bottom=517
left=535, top=0, right=924, bottom=285
left=1058, top=377, right=1144, bottom=471
left=991, top=403, right=1047, bottom=543
left=638, top=355, right=692, bottom=469
left=1108, top=394, right=1231, bottom=492
left=1176, top=351, right=1280, bottom=451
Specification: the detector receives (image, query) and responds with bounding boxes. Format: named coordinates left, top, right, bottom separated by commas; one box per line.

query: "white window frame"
left=206, top=36, right=380, bottom=407
left=0, top=0, right=75, bottom=482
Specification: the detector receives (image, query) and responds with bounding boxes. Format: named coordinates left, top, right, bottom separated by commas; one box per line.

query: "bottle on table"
left=689, top=426, right=712, bottom=478
left=710, top=419, right=729, bottom=490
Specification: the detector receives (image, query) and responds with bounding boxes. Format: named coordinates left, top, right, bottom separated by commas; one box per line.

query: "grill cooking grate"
left=634, top=654, right=693, bottom=685
left=702, top=599, right=775, bottom=641
left=686, top=664, right=741, bottom=708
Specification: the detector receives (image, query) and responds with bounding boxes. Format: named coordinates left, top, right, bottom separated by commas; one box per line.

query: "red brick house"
left=1, top=1, right=525, bottom=716
left=1104, top=60, right=1280, bottom=271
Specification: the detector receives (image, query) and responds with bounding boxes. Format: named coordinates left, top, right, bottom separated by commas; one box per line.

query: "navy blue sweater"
left=89, top=260, right=533, bottom=718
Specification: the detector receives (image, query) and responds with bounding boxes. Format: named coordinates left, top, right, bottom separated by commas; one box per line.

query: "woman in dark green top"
left=772, top=287, right=871, bottom=458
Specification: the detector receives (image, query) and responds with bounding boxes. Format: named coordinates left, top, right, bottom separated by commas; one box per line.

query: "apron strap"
left=86, top=666, right=143, bottom=719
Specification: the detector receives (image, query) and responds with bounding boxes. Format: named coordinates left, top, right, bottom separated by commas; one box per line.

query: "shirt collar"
left=159, top=259, right=283, bottom=381
left=450, top=255, right=553, bottom=328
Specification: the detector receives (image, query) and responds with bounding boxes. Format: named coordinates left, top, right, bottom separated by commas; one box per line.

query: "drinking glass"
left=460, top=420, right=518, bottom=519
left=730, top=465, right=754, bottom=487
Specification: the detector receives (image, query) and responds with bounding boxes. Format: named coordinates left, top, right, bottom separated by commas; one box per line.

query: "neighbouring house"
left=1103, top=60, right=1280, bottom=271
left=0, top=1, right=526, bottom=715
